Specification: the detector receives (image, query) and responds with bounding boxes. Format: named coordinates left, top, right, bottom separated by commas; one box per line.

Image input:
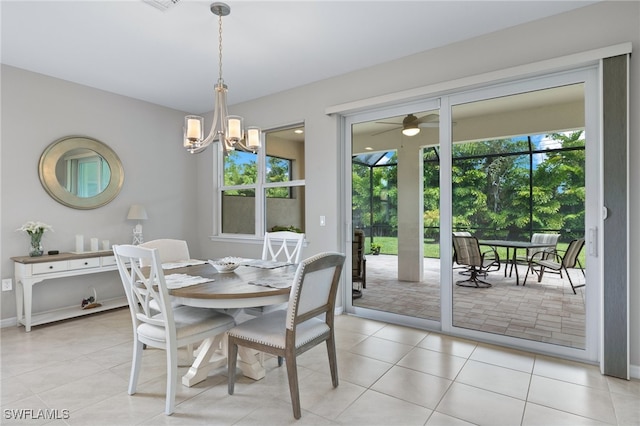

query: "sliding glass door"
left=344, top=67, right=600, bottom=361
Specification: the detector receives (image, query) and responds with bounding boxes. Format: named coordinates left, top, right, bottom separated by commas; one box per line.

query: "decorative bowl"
left=208, top=257, right=242, bottom=273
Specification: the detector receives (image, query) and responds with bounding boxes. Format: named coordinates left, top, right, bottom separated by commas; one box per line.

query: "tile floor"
left=1, top=308, right=638, bottom=425
left=354, top=255, right=586, bottom=349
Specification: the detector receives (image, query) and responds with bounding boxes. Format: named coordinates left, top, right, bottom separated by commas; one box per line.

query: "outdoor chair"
left=113, top=244, right=235, bottom=415
left=511, top=233, right=560, bottom=277
left=523, top=238, right=585, bottom=294
left=227, top=252, right=346, bottom=419
left=453, top=231, right=500, bottom=276
left=352, top=229, right=366, bottom=299
left=452, top=235, right=499, bottom=288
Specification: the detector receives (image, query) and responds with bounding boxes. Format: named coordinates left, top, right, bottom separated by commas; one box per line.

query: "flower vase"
left=29, top=232, right=44, bottom=257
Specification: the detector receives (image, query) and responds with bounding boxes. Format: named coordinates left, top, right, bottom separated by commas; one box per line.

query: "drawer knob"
left=49, top=265, right=53, bottom=269
left=84, top=262, right=88, bottom=265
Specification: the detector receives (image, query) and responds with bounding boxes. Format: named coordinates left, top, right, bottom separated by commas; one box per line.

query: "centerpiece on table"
left=17, top=221, right=53, bottom=257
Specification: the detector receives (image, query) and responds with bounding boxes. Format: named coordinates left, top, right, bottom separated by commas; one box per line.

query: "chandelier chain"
left=218, top=11, right=223, bottom=84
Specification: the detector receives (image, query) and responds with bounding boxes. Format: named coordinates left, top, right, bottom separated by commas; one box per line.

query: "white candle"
left=75, top=235, right=84, bottom=253
left=102, top=240, right=110, bottom=250
left=90, top=238, right=99, bottom=252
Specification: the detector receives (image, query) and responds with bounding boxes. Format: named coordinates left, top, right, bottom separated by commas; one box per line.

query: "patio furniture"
left=479, top=239, right=557, bottom=286
left=511, top=233, right=560, bottom=277
left=352, top=229, right=366, bottom=298
left=523, top=238, right=585, bottom=294
left=454, top=232, right=500, bottom=276
left=452, top=235, right=499, bottom=288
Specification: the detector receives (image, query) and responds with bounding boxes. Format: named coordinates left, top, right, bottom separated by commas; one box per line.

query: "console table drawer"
left=101, top=255, right=117, bottom=266
left=69, top=257, right=100, bottom=270
left=32, top=261, right=68, bottom=275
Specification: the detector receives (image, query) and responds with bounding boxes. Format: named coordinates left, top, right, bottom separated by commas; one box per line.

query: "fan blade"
left=417, top=113, right=440, bottom=123
left=418, top=122, right=439, bottom=128
left=371, top=126, right=401, bottom=136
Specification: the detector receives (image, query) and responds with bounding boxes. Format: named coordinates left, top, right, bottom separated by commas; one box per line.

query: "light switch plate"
left=2, top=279, right=12, bottom=291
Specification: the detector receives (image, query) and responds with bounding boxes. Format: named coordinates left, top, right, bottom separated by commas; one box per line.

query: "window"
left=218, top=125, right=305, bottom=236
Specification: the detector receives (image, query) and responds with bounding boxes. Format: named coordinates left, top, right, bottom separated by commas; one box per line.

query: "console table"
left=11, top=251, right=127, bottom=331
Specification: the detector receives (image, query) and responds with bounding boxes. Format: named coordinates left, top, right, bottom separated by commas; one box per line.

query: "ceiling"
left=1, top=1, right=598, bottom=114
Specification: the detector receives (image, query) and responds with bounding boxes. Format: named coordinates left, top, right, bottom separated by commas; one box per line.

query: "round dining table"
left=167, top=261, right=297, bottom=387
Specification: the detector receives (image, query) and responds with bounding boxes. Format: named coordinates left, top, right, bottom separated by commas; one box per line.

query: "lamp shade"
left=127, top=204, right=148, bottom=221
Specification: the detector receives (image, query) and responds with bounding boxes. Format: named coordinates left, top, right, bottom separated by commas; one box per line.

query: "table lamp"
left=127, top=204, right=148, bottom=245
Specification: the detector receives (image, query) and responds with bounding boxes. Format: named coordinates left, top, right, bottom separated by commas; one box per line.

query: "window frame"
left=214, top=125, right=305, bottom=240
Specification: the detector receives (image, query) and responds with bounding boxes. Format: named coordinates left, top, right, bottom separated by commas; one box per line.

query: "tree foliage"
left=352, top=131, right=585, bottom=243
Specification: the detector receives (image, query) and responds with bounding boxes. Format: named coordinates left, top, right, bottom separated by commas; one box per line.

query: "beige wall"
left=0, top=65, right=195, bottom=317
left=198, top=1, right=640, bottom=369
left=1, top=1, right=638, bottom=371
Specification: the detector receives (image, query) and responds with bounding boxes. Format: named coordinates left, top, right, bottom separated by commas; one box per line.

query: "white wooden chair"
left=247, top=231, right=306, bottom=365
left=227, top=252, right=346, bottom=419
left=138, top=239, right=190, bottom=267
left=113, top=244, right=235, bottom=415
left=261, top=231, right=305, bottom=264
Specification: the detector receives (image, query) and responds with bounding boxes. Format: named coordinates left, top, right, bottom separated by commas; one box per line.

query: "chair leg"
left=326, top=335, right=339, bottom=388
left=523, top=264, right=531, bottom=286
left=455, top=268, right=491, bottom=288
left=537, top=266, right=546, bottom=282
left=129, top=339, right=144, bottom=395
left=278, top=356, right=284, bottom=367
left=564, top=266, right=585, bottom=294
left=285, top=351, right=302, bottom=419
left=227, top=340, right=238, bottom=395
left=165, top=346, right=177, bottom=415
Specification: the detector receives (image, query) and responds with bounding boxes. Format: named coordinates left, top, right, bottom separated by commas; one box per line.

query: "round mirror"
left=39, top=136, right=124, bottom=209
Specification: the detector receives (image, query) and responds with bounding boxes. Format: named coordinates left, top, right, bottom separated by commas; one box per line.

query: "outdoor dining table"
left=166, top=260, right=297, bottom=387
left=478, top=240, right=557, bottom=286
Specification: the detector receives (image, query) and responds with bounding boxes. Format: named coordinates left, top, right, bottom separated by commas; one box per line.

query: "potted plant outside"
left=370, top=242, right=382, bottom=255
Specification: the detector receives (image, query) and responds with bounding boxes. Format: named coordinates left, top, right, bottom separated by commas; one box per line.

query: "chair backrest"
left=262, top=231, right=305, bottom=264
left=113, top=244, right=175, bottom=341
left=352, top=229, right=365, bottom=278
left=529, top=233, right=560, bottom=259
left=453, top=231, right=472, bottom=237
left=138, top=239, right=190, bottom=267
left=452, top=235, right=482, bottom=268
left=562, top=238, right=585, bottom=268
left=285, top=252, right=345, bottom=331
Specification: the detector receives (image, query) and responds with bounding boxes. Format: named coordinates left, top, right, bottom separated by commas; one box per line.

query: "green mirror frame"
left=39, top=136, right=124, bottom=209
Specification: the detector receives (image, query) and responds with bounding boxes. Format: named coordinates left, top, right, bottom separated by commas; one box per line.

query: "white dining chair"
left=138, top=239, right=190, bottom=267
left=227, top=252, right=346, bottom=419
left=113, top=244, right=235, bottom=415
left=262, top=231, right=305, bottom=264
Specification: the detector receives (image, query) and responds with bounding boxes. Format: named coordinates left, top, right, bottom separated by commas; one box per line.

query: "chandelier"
left=183, top=2, right=261, bottom=154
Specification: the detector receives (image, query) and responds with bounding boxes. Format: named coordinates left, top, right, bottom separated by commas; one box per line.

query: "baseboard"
left=1, top=316, right=17, bottom=328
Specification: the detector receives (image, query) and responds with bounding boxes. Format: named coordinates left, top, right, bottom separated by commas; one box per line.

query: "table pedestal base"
left=181, top=334, right=267, bottom=387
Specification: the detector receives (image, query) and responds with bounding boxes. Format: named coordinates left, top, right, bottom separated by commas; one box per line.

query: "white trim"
left=326, top=43, right=631, bottom=116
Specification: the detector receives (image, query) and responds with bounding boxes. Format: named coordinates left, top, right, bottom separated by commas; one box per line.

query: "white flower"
left=17, top=221, right=54, bottom=235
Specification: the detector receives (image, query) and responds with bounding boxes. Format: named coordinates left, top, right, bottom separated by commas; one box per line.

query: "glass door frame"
left=440, top=66, right=600, bottom=362
left=343, top=98, right=441, bottom=330
left=342, top=66, right=601, bottom=362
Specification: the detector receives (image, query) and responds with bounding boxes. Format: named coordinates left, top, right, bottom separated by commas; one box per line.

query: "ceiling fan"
left=373, top=113, right=441, bottom=137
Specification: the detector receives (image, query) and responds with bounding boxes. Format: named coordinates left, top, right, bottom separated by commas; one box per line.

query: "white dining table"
left=166, top=261, right=297, bottom=387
